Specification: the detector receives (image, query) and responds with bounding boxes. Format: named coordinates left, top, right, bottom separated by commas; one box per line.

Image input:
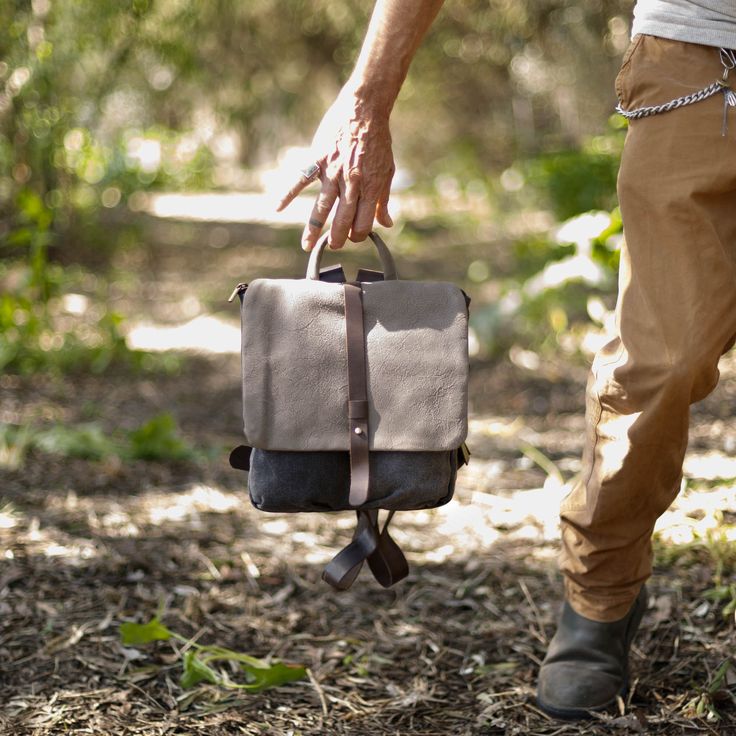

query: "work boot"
left=536, top=585, right=648, bottom=719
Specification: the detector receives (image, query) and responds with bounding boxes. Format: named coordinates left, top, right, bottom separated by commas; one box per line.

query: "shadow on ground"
left=2, top=216, right=735, bottom=735
left=1, top=352, right=735, bottom=735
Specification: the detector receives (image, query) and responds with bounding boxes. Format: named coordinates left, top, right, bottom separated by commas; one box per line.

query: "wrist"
left=344, top=76, right=397, bottom=120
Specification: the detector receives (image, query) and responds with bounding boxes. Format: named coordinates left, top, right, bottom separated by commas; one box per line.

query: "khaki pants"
left=560, top=35, right=736, bottom=622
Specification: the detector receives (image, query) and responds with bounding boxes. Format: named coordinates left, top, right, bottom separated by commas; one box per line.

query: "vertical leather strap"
left=343, top=283, right=370, bottom=507
left=323, top=283, right=410, bottom=590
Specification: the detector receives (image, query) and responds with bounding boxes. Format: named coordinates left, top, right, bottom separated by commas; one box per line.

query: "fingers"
left=289, top=157, right=394, bottom=250
left=348, top=165, right=394, bottom=240
left=301, top=179, right=339, bottom=251
left=375, top=169, right=394, bottom=228
left=276, top=174, right=311, bottom=213
left=277, top=161, right=323, bottom=212
left=328, top=174, right=361, bottom=250
left=349, top=190, right=379, bottom=243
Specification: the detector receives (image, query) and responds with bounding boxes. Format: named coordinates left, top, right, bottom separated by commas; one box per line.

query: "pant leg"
left=560, top=35, right=736, bottom=622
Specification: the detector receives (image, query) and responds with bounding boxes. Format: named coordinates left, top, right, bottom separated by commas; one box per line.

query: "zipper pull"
left=228, top=283, right=248, bottom=303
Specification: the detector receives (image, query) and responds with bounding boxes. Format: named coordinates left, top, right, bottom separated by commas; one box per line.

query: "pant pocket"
left=615, top=34, right=645, bottom=105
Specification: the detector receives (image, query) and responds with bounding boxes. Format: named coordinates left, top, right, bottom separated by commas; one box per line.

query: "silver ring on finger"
left=299, top=162, right=321, bottom=182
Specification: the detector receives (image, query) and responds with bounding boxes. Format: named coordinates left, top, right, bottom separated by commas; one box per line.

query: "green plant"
left=119, top=616, right=306, bottom=692
left=683, top=659, right=736, bottom=722
left=128, top=412, right=194, bottom=461
left=654, top=515, right=736, bottom=620
left=518, top=440, right=565, bottom=487
left=0, top=253, right=160, bottom=376
left=522, top=124, right=625, bottom=221
left=704, top=584, right=736, bottom=620
left=33, top=423, right=120, bottom=461
left=699, top=519, right=736, bottom=619
left=0, top=423, right=34, bottom=470
left=3, top=412, right=198, bottom=470
left=699, top=522, right=736, bottom=585
left=590, top=206, right=623, bottom=273
left=512, top=235, right=576, bottom=281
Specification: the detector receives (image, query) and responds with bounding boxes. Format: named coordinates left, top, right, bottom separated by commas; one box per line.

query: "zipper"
left=227, top=283, right=248, bottom=303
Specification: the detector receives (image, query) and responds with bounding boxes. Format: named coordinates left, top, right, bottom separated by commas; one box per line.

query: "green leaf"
left=181, top=651, right=220, bottom=689
left=237, top=661, right=307, bottom=692
left=707, top=659, right=733, bottom=695
left=5, top=228, right=33, bottom=247
left=191, top=650, right=307, bottom=692
left=704, top=585, right=733, bottom=602
left=119, top=617, right=173, bottom=646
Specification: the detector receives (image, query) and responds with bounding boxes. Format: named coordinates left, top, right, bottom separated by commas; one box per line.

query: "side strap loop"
left=322, top=510, right=409, bottom=590
left=367, top=511, right=409, bottom=587
left=322, top=510, right=379, bottom=590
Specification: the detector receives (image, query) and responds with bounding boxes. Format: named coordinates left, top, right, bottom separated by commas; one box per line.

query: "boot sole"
left=536, top=683, right=627, bottom=721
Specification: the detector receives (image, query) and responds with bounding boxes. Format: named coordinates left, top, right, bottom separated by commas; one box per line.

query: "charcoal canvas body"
left=247, top=447, right=459, bottom=512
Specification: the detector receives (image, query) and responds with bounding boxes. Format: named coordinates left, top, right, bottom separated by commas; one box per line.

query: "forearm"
left=280, top=0, right=443, bottom=246
left=348, top=0, right=445, bottom=116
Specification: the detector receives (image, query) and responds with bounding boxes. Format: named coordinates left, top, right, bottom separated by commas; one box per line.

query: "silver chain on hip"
left=615, top=79, right=728, bottom=118
left=616, top=47, right=736, bottom=135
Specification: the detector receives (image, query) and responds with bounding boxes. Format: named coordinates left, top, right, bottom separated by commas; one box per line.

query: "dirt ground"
left=1, top=219, right=735, bottom=735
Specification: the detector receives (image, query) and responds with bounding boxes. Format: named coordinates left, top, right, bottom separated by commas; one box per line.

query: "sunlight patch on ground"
left=145, top=192, right=313, bottom=225
left=469, top=416, right=525, bottom=438
left=683, top=451, right=736, bottom=481
left=126, top=315, right=240, bottom=354
left=42, top=543, right=97, bottom=559
left=261, top=519, right=290, bottom=536
left=383, top=480, right=569, bottom=565
left=0, top=506, right=18, bottom=529
left=468, top=481, right=567, bottom=540
left=141, top=189, right=482, bottom=229
left=146, top=484, right=242, bottom=526
left=2, top=512, right=100, bottom=562
left=459, top=459, right=513, bottom=492
left=99, top=508, right=139, bottom=537
left=8, top=421, right=732, bottom=568
left=655, top=484, right=736, bottom=546
left=4, top=475, right=731, bottom=571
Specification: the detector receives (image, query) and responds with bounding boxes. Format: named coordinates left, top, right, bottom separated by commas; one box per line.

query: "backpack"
left=229, top=232, right=470, bottom=590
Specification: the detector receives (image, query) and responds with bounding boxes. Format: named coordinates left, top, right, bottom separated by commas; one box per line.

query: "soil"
left=1, top=218, right=734, bottom=735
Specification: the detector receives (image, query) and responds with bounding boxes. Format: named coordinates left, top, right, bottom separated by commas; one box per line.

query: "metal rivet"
left=354, top=427, right=363, bottom=435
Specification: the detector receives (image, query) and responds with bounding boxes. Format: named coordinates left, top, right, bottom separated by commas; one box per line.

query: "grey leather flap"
left=241, top=279, right=468, bottom=451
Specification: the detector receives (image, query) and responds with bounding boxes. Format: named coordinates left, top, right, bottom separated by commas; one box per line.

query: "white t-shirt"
left=633, top=0, right=736, bottom=48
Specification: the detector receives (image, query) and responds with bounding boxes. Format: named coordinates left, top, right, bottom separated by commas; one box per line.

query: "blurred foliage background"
left=1, top=0, right=633, bottom=380
left=4, top=8, right=736, bottom=723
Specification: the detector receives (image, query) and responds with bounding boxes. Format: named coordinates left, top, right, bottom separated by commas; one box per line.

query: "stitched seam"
left=615, top=33, right=645, bottom=103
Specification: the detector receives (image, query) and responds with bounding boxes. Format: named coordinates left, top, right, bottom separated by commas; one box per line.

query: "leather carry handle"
left=306, top=231, right=398, bottom=281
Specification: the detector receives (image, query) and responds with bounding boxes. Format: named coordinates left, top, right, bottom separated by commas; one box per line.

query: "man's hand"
left=277, top=90, right=395, bottom=252
left=275, top=0, right=444, bottom=251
